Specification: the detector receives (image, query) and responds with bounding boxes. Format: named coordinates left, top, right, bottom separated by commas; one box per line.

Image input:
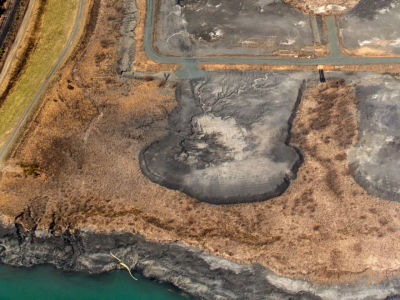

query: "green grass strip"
left=0, top=0, right=78, bottom=148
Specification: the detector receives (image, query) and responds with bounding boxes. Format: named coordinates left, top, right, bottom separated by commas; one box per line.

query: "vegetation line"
left=0, top=0, right=47, bottom=109
left=0, top=0, right=85, bottom=162
left=0, top=0, right=36, bottom=89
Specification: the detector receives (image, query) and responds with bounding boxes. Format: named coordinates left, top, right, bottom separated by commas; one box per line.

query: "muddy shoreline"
left=1, top=220, right=400, bottom=300
left=0, top=220, right=315, bottom=299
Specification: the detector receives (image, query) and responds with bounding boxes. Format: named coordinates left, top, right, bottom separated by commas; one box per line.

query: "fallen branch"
left=110, top=251, right=138, bottom=281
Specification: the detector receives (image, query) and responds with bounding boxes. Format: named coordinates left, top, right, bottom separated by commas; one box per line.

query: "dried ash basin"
left=140, top=71, right=309, bottom=204
left=155, top=0, right=325, bottom=57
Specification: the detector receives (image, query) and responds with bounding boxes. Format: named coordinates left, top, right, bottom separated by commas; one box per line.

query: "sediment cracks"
left=140, top=72, right=307, bottom=204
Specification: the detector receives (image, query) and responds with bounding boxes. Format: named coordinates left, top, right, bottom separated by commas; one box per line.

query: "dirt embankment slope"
left=0, top=0, right=46, bottom=109
left=0, top=0, right=30, bottom=72
left=1, top=0, right=400, bottom=287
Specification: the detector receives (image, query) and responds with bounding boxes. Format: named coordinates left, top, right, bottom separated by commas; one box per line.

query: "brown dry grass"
left=202, top=63, right=400, bottom=74
left=338, top=30, right=400, bottom=58
left=2, top=0, right=400, bottom=287
left=342, top=47, right=398, bottom=57
left=284, top=0, right=359, bottom=14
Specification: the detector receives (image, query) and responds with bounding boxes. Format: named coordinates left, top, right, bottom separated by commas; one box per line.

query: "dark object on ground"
left=319, top=69, right=325, bottom=82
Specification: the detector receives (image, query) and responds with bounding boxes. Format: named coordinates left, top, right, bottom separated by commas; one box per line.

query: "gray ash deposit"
left=140, top=71, right=310, bottom=204
left=348, top=73, right=400, bottom=202
left=339, top=0, right=400, bottom=55
left=155, top=0, right=321, bottom=57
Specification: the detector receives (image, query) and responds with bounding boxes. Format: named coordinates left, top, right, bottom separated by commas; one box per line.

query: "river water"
left=0, top=264, right=188, bottom=299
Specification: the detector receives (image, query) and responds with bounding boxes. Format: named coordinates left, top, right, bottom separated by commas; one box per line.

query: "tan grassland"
left=0, top=0, right=81, bottom=150
left=201, top=63, right=400, bottom=73
left=342, top=47, right=400, bottom=58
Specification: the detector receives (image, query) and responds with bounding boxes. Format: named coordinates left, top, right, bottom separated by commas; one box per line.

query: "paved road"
left=144, top=0, right=400, bottom=76
left=0, top=0, right=86, bottom=163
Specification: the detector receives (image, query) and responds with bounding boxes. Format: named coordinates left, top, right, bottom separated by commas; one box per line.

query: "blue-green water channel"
left=0, top=264, right=189, bottom=300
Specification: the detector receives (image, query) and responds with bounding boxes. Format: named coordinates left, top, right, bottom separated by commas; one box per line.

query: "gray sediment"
left=339, top=0, right=400, bottom=55
left=347, top=73, right=400, bottom=202
left=116, top=0, right=137, bottom=75
left=155, top=0, right=319, bottom=57
left=140, top=71, right=310, bottom=204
